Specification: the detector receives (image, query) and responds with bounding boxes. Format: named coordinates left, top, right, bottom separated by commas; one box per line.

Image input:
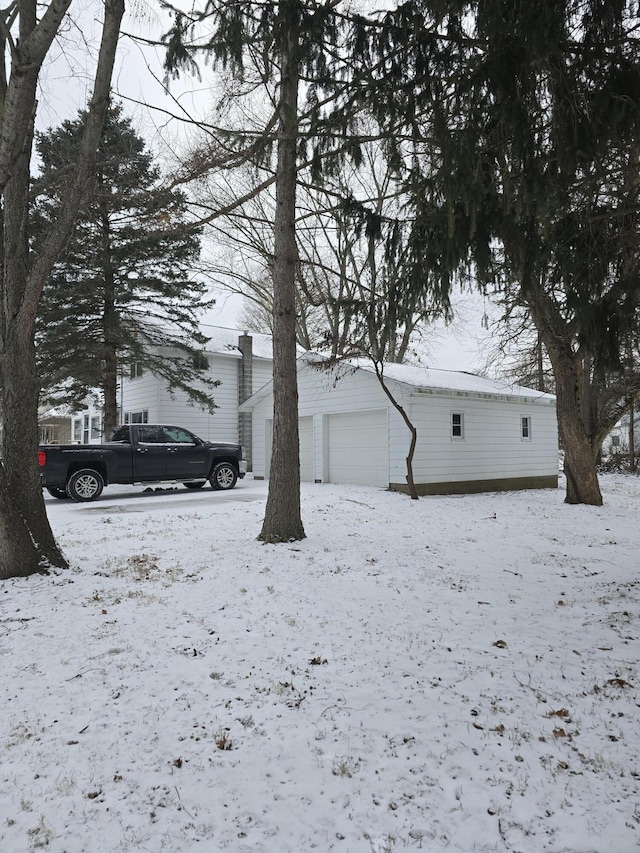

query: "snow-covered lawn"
left=1, top=475, right=638, bottom=853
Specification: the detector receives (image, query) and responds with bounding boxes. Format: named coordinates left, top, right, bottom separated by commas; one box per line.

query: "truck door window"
left=138, top=427, right=163, bottom=444
left=163, top=427, right=196, bottom=445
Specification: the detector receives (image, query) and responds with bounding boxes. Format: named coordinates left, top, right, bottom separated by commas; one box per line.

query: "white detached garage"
left=240, top=356, right=558, bottom=495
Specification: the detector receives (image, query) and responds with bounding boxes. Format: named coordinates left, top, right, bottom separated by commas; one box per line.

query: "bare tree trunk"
left=0, top=0, right=124, bottom=580
left=259, top=0, right=305, bottom=543
left=373, top=362, right=419, bottom=499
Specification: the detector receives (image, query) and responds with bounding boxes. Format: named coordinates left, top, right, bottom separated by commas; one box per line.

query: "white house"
left=70, top=326, right=273, bottom=467
left=603, top=408, right=640, bottom=458
left=240, top=356, right=559, bottom=495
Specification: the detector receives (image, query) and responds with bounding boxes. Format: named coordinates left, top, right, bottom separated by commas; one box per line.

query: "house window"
left=611, top=434, right=620, bottom=448
left=124, top=410, right=149, bottom=424
left=40, top=424, right=55, bottom=444
left=91, top=415, right=102, bottom=440
left=521, top=416, right=532, bottom=440
left=72, top=418, right=83, bottom=443
left=130, top=362, right=144, bottom=379
left=451, top=412, right=465, bottom=439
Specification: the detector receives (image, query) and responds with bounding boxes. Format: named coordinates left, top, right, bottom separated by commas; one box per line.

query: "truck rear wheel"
left=47, top=487, right=69, bottom=500
left=183, top=481, right=206, bottom=490
left=209, top=462, right=238, bottom=491
left=66, top=469, right=104, bottom=502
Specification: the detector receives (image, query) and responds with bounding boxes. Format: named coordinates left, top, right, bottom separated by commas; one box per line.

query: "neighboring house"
left=70, top=326, right=273, bottom=469
left=4, top=404, right=76, bottom=452
left=38, top=405, right=76, bottom=444
left=240, top=356, right=559, bottom=495
left=603, top=408, right=640, bottom=457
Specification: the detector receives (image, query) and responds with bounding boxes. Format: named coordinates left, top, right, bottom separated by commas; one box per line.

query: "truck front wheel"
left=66, top=469, right=104, bottom=502
left=209, top=462, right=238, bottom=491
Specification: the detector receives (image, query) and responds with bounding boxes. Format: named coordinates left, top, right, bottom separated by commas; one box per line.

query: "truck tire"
left=183, top=481, right=206, bottom=490
left=47, top=487, right=69, bottom=500
left=66, top=469, right=104, bottom=502
left=209, top=462, right=238, bottom=491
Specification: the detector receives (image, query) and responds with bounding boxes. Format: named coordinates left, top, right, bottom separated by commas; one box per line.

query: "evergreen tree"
left=33, top=103, right=217, bottom=438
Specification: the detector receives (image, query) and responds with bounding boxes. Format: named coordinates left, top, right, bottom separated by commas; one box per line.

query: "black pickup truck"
left=39, top=424, right=246, bottom=502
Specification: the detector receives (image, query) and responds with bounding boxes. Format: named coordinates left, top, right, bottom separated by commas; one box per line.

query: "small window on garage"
left=451, top=412, right=465, bottom=439
left=521, top=415, right=532, bottom=440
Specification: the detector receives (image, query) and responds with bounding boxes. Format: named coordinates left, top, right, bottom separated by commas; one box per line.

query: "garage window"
left=521, top=416, right=532, bottom=440
left=451, top=412, right=465, bottom=439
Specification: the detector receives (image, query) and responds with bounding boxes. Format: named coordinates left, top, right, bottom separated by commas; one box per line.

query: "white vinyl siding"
left=252, top=360, right=273, bottom=396
left=120, top=369, right=161, bottom=425
left=408, top=394, right=557, bottom=485
left=119, top=351, right=253, bottom=443
left=244, top=358, right=558, bottom=491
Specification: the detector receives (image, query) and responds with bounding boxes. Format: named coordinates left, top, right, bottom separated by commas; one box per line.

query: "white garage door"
left=299, top=417, right=314, bottom=482
left=327, top=410, right=389, bottom=487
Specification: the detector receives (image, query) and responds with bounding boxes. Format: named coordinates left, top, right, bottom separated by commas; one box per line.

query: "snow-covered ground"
left=1, top=474, right=638, bottom=853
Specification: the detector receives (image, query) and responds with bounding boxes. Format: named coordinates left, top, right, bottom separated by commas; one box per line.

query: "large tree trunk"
left=629, top=400, right=636, bottom=474
left=99, top=175, right=119, bottom=438
left=258, top=0, right=305, bottom=543
left=0, top=5, right=67, bottom=572
left=528, top=288, right=602, bottom=505
left=0, top=467, right=49, bottom=579
left=0, top=330, right=66, bottom=572
left=0, top=330, right=65, bottom=575
left=103, top=347, right=119, bottom=439
left=554, top=355, right=603, bottom=505
left=102, top=212, right=119, bottom=438
left=0, top=0, right=124, bottom=580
